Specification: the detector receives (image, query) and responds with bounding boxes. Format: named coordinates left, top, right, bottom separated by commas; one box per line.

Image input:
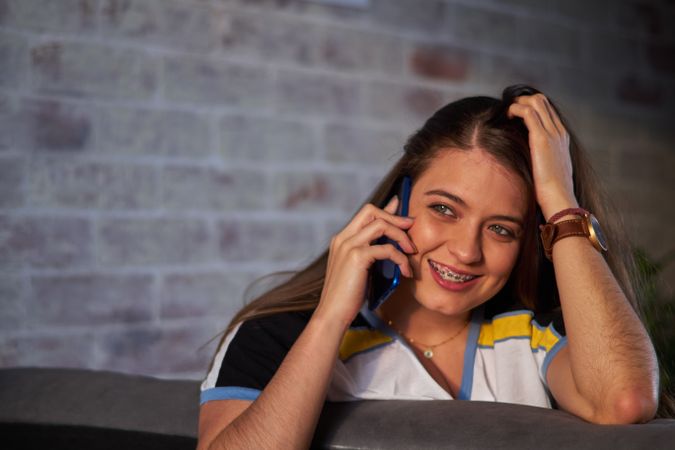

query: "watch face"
left=589, top=214, right=608, bottom=251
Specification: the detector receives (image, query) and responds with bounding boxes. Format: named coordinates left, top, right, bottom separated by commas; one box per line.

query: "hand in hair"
left=507, top=93, right=578, bottom=220
left=313, top=196, right=417, bottom=329
left=508, top=92, right=659, bottom=423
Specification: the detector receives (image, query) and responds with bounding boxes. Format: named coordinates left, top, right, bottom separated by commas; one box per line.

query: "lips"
left=428, top=259, right=480, bottom=283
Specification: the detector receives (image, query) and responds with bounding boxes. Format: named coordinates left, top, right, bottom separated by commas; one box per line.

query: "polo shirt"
left=201, top=303, right=567, bottom=408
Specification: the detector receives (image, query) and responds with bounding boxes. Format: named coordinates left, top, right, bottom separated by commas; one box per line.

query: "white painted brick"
left=97, top=217, right=214, bottom=267
left=163, top=55, right=270, bottom=108
left=161, top=166, right=267, bottom=211
left=30, top=41, right=159, bottom=100
left=219, top=114, right=316, bottom=162
left=0, top=0, right=97, bottom=34
left=27, top=274, right=154, bottom=327
left=0, top=215, right=94, bottom=270
left=0, top=275, right=24, bottom=331
left=97, top=106, right=212, bottom=158
left=28, top=158, right=159, bottom=210
left=100, top=0, right=221, bottom=52
left=275, top=69, right=362, bottom=118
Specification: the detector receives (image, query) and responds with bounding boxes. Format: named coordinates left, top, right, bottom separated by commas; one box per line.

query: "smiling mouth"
left=428, top=260, right=479, bottom=283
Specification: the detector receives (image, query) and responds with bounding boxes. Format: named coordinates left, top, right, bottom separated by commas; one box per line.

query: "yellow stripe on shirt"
left=478, top=311, right=562, bottom=351
left=478, top=312, right=532, bottom=347
left=339, top=328, right=393, bottom=361
left=531, top=323, right=561, bottom=352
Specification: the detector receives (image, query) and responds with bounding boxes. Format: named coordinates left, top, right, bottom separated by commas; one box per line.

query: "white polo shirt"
left=201, top=303, right=567, bottom=409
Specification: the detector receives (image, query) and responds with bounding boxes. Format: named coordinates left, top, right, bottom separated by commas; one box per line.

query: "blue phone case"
left=367, top=176, right=412, bottom=311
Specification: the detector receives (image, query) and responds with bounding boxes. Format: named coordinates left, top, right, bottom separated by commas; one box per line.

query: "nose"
left=447, top=224, right=483, bottom=265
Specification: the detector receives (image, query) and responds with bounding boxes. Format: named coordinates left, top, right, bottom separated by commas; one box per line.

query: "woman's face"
left=399, top=148, right=528, bottom=316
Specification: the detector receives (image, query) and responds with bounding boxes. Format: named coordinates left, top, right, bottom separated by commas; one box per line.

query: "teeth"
left=430, top=261, right=476, bottom=283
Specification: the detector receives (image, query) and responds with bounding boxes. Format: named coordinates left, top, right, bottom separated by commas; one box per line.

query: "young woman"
left=197, top=85, right=661, bottom=449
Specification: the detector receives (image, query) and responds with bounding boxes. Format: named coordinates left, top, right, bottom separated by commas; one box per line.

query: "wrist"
left=541, top=198, right=579, bottom=223
left=311, top=306, right=352, bottom=336
left=547, top=207, right=589, bottom=224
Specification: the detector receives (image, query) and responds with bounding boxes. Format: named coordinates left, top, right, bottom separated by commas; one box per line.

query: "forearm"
left=551, top=236, right=659, bottom=418
left=208, top=313, right=346, bottom=450
left=508, top=93, right=658, bottom=421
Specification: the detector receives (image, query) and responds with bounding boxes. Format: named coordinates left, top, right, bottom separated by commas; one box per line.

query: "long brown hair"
left=215, top=85, right=672, bottom=417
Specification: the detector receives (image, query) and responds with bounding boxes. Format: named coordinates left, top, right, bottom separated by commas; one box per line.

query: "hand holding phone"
left=313, top=175, right=414, bottom=327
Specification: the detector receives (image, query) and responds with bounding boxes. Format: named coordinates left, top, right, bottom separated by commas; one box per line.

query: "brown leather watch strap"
left=547, top=207, right=588, bottom=224
left=539, top=218, right=588, bottom=260
left=552, top=218, right=588, bottom=243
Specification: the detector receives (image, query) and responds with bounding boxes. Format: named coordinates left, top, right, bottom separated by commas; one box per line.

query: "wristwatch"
left=539, top=211, right=608, bottom=261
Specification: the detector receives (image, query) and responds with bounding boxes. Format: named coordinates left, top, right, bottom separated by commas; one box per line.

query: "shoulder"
left=232, top=309, right=315, bottom=348
left=339, top=313, right=394, bottom=361
left=201, top=309, right=315, bottom=397
left=221, top=308, right=380, bottom=365
left=484, top=299, right=565, bottom=334
left=479, top=302, right=566, bottom=349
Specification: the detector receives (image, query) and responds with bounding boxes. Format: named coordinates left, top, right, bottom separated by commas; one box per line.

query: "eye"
left=430, top=204, right=456, bottom=218
left=489, top=224, right=515, bottom=238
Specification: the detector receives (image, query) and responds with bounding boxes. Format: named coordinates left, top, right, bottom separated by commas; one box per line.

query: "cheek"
left=407, top=215, right=445, bottom=251
left=406, top=216, right=445, bottom=273
left=489, top=245, right=520, bottom=277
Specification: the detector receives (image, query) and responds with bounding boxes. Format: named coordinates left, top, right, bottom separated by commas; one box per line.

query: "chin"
left=414, top=277, right=503, bottom=316
left=414, top=289, right=474, bottom=316
left=429, top=303, right=468, bottom=317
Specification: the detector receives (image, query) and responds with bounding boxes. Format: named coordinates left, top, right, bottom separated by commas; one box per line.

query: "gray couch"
left=1, top=367, right=674, bottom=449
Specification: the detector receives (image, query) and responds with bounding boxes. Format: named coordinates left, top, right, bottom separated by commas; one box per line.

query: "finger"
left=542, top=96, right=566, bottom=136
left=513, top=95, right=557, bottom=136
left=380, top=244, right=414, bottom=278
left=347, top=217, right=417, bottom=254
left=336, top=202, right=413, bottom=247
left=508, top=103, right=547, bottom=137
left=356, top=243, right=413, bottom=278
left=379, top=196, right=415, bottom=228
left=384, top=195, right=399, bottom=214
left=530, top=94, right=563, bottom=135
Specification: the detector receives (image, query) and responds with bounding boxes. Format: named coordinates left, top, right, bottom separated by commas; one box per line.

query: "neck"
left=377, top=285, right=471, bottom=344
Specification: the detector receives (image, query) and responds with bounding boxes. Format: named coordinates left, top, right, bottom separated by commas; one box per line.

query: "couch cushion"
left=314, top=398, right=675, bottom=449
left=0, top=367, right=199, bottom=437
left=2, top=367, right=674, bottom=449
left=2, top=423, right=196, bottom=450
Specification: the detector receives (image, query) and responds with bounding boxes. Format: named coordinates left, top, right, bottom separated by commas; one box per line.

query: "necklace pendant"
left=423, top=349, right=434, bottom=359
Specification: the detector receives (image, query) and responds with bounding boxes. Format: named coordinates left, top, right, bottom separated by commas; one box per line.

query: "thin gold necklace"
left=384, top=316, right=469, bottom=359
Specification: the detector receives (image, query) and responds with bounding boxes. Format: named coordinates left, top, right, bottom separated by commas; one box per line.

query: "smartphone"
left=366, top=175, right=412, bottom=311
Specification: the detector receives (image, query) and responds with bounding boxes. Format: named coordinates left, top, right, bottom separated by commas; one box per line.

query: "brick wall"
left=1, top=0, right=673, bottom=380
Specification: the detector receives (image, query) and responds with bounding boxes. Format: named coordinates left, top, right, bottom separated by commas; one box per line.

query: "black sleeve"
left=533, top=307, right=566, bottom=336
left=215, top=310, right=313, bottom=390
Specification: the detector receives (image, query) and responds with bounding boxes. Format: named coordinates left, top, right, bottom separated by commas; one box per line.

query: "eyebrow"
left=424, top=189, right=525, bottom=228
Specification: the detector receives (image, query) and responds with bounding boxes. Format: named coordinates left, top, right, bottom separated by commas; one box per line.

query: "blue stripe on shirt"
left=200, top=386, right=261, bottom=404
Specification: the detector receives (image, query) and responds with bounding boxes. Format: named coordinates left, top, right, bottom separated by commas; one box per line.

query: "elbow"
left=197, top=435, right=215, bottom=450
left=595, top=389, right=658, bottom=424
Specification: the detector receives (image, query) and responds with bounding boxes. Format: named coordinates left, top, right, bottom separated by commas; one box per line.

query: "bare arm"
left=199, top=314, right=347, bottom=450
left=197, top=199, right=416, bottom=449
left=509, top=94, right=659, bottom=424
left=546, top=233, right=658, bottom=424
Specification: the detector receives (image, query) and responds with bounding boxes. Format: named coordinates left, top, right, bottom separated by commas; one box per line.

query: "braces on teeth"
left=430, top=261, right=476, bottom=282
